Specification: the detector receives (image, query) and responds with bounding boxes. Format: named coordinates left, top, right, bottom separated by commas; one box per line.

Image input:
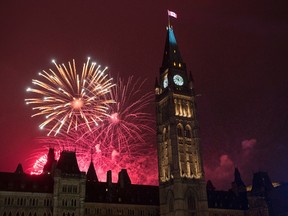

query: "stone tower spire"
left=155, top=25, right=208, bottom=216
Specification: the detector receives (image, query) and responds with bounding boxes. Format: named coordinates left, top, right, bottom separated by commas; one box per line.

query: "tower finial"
left=90, top=147, right=94, bottom=163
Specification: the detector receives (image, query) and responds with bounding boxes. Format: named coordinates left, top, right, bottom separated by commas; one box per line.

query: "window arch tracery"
left=185, top=125, right=192, bottom=138
left=177, top=124, right=184, bottom=137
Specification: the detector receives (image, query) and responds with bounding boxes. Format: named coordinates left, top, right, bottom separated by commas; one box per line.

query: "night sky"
left=1, top=1, right=288, bottom=190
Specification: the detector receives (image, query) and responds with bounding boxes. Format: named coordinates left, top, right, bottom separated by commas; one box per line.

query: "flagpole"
left=167, top=10, right=170, bottom=28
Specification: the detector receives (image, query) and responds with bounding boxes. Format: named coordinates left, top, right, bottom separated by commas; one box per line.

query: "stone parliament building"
left=0, top=25, right=287, bottom=216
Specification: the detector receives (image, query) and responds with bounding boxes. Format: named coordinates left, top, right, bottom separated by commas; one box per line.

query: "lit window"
left=177, top=125, right=184, bottom=137
left=173, top=50, right=176, bottom=53
left=179, top=63, right=182, bottom=67
left=173, top=62, right=176, bottom=66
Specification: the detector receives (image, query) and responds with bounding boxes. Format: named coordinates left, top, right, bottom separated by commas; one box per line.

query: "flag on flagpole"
left=168, top=10, right=177, bottom=18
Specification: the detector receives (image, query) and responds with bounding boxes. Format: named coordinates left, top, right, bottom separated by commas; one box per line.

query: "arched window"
left=185, top=125, right=192, bottom=138
left=3, top=212, right=6, bottom=216
left=21, top=212, right=24, bottom=216
left=177, top=124, right=183, bottom=137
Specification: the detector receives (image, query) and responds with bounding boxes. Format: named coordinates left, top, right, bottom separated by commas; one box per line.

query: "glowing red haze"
left=27, top=76, right=158, bottom=186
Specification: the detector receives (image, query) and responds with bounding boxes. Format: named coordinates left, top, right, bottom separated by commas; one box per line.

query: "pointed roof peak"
left=15, top=163, right=24, bottom=174
left=160, top=26, right=186, bottom=74
left=56, top=151, right=80, bottom=175
left=234, top=167, right=241, bottom=179
left=233, top=167, right=246, bottom=188
left=87, top=161, right=98, bottom=182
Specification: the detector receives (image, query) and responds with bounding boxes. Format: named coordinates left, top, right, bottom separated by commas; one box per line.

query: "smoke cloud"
left=205, top=139, right=257, bottom=190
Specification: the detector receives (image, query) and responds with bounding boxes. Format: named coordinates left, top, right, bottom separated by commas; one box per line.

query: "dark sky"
left=1, top=1, right=288, bottom=190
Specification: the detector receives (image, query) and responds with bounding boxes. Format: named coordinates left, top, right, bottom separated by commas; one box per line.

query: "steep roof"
left=87, top=161, right=98, bottom=182
left=56, top=151, right=81, bottom=175
left=15, top=163, right=24, bottom=174
left=160, top=26, right=186, bottom=75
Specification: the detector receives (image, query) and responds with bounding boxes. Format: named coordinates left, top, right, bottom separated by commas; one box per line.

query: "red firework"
left=27, top=76, right=158, bottom=185
left=86, top=75, right=156, bottom=155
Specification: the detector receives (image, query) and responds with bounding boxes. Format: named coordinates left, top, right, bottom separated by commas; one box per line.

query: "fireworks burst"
left=27, top=76, right=158, bottom=185
left=25, top=58, right=115, bottom=136
left=28, top=148, right=61, bottom=175
left=86, top=76, right=156, bottom=155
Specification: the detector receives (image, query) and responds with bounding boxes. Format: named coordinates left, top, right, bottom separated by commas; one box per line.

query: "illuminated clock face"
left=163, top=77, right=168, bottom=88
left=173, top=75, right=184, bottom=86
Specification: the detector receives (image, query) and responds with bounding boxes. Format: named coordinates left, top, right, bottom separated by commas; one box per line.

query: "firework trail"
left=85, top=76, right=155, bottom=156
left=27, top=76, right=158, bottom=185
left=78, top=76, right=158, bottom=183
left=25, top=58, right=115, bottom=136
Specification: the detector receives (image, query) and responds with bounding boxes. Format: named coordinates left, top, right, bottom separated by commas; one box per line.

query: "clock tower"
left=155, top=26, right=208, bottom=216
